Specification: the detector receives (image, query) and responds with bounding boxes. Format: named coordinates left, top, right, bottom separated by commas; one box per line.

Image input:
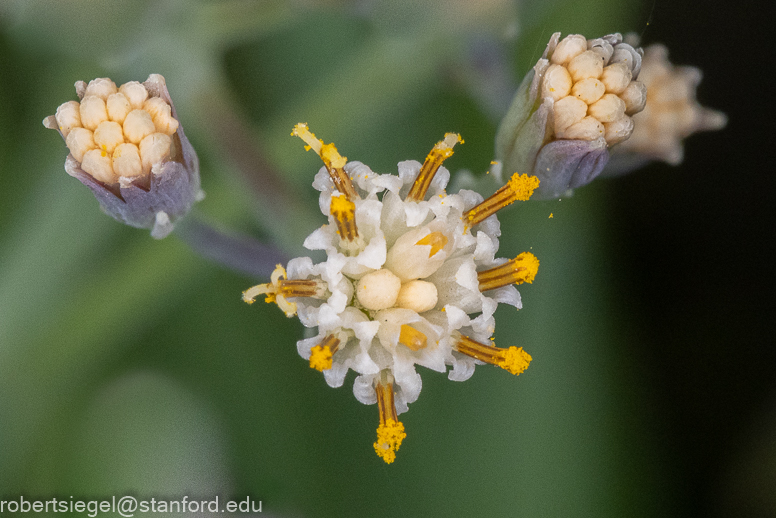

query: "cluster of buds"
left=495, top=33, right=646, bottom=199
left=44, top=75, right=201, bottom=238
left=244, top=124, right=539, bottom=463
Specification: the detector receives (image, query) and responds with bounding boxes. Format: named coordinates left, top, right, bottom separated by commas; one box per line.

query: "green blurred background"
left=1, top=0, right=771, bottom=516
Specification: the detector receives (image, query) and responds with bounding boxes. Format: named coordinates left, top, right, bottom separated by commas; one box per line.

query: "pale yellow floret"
left=112, top=143, right=143, bottom=178
left=79, top=96, right=108, bottom=131
left=93, top=120, right=124, bottom=155
left=541, top=64, right=573, bottom=102
left=81, top=148, right=116, bottom=185
left=550, top=34, right=588, bottom=65
left=65, top=127, right=96, bottom=163
left=571, top=77, right=605, bottom=104
left=399, top=325, right=428, bottom=351
left=620, top=81, right=647, bottom=115
left=119, top=81, right=149, bottom=110
left=415, top=232, right=448, bottom=258
left=588, top=93, right=626, bottom=123
left=562, top=116, right=604, bottom=140
left=567, top=50, right=605, bottom=82
left=143, top=97, right=179, bottom=135
left=600, top=62, right=632, bottom=94
left=395, top=280, right=438, bottom=313
left=356, top=269, right=401, bottom=311
left=553, top=95, right=587, bottom=135
left=55, top=101, right=81, bottom=138
left=139, top=133, right=172, bottom=175
left=123, top=109, right=156, bottom=144
left=604, top=116, right=634, bottom=145
left=106, top=93, right=132, bottom=124
left=496, top=346, right=532, bottom=375
left=84, top=78, right=117, bottom=100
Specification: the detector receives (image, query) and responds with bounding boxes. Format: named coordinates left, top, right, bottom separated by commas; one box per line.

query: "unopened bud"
left=44, top=74, right=202, bottom=239
left=496, top=32, right=647, bottom=198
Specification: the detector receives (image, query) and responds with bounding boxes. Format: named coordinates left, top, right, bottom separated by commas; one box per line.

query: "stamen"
left=415, top=231, right=448, bottom=258
left=309, top=334, right=341, bottom=371
left=477, top=252, right=540, bottom=292
left=453, top=334, right=532, bottom=375
left=399, top=325, right=428, bottom=351
left=242, top=264, right=325, bottom=318
left=330, top=194, right=359, bottom=242
left=463, top=173, right=540, bottom=229
left=406, top=133, right=463, bottom=202
left=374, top=376, right=406, bottom=464
left=292, top=123, right=358, bottom=200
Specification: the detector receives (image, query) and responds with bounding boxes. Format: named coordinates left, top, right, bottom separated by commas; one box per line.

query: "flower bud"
left=603, top=39, right=727, bottom=175
left=44, top=74, right=202, bottom=239
left=495, top=32, right=646, bottom=199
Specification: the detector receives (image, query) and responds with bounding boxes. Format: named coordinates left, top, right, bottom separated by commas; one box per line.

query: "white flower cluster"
left=244, top=125, right=538, bottom=463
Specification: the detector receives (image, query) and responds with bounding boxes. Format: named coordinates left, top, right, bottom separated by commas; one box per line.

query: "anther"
left=463, top=173, right=539, bottom=228
left=406, top=133, right=463, bottom=202
left=309, top=334, right=341, bottom=371
left=292, top=123, right=358, bottom=200
left=453, top=334, right=532, bottom=375
left=477, top=252, right=539, bottom=292
left=374, top=375, right=406, bottom=464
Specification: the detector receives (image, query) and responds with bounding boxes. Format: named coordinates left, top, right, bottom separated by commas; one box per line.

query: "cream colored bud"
left=395, top=280, right=438, bottom=313
left=106, top=93, right=132, bottom=124
left=587, top=39, right=614, bottom=63
left=542, top=64, right=573, bottom=102
left=571, top=77, right=605, bottom=104
left=84, top=78, right=117, bottom=100
left=119, top=81, right=149, bottom=110
left=142, top=97, right=179, bottom=135
left=620, top=81, right=647, bottom=115
left=65, top=127, right=96, bottom=163
left=600, top=62, right=633, bottom=95
left=550, top=34, right=587, bottom=65
left=112, top=143, right=143, bottom=179
left=604, top=115, right=634, bottom=144
left=139, top=133, right=172, bottom=175
left=356, top=269, right=401, bottom=311
left=588, top=93, right=626, bottom=123
left=79, top=95, right=108, bottom=131
left=123, top=109, right=156, bottom=144
left=55, top=100, right=82, bottom=138
left=558, top=116, right=604, bottom=140
left=93, top=120, right=124, bottom=155
left=553, top=95, right=587, bottom=134
left=81, top=148, right=116, bottom=185
left=567, top=50, right=605, bottom=82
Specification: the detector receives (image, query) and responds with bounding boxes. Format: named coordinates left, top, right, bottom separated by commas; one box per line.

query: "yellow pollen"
left=477, top=252, right=539, bottom=292
left=463, top=173, right=540, bottom=228
left=497, top=346, right=532, bottom=375
left=374, top=378, right=405, bottom=464
left=292, top=122, right=357, bottom=200
left=399, top=325, right=428, bottom=351
left=309, top=334, right=341, bottom=371
left=406, top=133, right=462, bottom=202
left=454, top=334, right=532, bottom=376
left=415, top=231, right=448, bottom=258
left=508, top=173, right=540, bottom=201
left=374, top=419, right=406, bottom=464
left=330, top=194, right=358, bottom=242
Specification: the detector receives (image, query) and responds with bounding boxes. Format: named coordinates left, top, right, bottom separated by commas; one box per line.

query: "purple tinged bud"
left=44, top=74, right=202, bottom=239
